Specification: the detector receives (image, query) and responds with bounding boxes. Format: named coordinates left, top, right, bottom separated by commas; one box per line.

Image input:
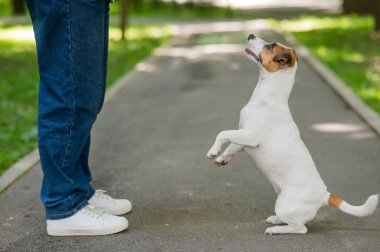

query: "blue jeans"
left=26, top=0, right=110, bottom=219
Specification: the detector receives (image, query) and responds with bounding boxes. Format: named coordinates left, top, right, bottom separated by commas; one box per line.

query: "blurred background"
left=0, top=0, right=379, bottom=176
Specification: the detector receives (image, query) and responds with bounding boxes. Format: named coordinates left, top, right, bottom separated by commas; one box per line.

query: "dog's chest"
left=239, top=101, right=271, bottom=127
left=239, top=104, right=253, bottom=127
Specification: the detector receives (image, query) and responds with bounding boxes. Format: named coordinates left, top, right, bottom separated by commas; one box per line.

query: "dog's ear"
left=273, top=50, right=292, bottom=66
left=273, top=49, right=297, bottom=67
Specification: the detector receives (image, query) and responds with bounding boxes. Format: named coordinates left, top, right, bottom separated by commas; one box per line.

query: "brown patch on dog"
left=261, top=43, right=298, bottom=72
left=328, top=194, right=343, bottom=208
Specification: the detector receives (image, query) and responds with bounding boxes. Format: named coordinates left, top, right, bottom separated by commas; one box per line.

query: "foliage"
left=0, top=24, right=172, bottom=175
left=0, top=0, right=10, bottom=16
left=271, top=15, right=380, bottom=114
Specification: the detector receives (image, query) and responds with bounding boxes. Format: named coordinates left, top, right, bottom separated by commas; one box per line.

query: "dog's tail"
left=326, top=193, right=379, bottom=217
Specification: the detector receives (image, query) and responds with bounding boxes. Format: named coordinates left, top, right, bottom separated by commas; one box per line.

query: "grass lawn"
left=0, top=24, right=172, bottom=175
left=270, top=15, right=380, bottom=114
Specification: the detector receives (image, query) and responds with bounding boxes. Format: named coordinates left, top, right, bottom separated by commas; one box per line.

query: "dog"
left=206, top=34, right=379, bottom=235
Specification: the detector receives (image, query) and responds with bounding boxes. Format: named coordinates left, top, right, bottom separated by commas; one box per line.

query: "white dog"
left=206, top=34, right=378, bottom=235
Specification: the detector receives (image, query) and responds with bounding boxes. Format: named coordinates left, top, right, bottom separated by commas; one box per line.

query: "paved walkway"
left=1, top=29, right=379, bottom=251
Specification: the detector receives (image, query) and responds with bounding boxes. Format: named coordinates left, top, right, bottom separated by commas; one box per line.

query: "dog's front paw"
left=206, top=149, right=220, bottom=159
left=214, top=156, right=229, bottom=166
left=266, top=215, right=284, bottom=225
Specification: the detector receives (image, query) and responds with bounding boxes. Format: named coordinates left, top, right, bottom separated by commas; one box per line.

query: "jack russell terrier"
left=206, top=34, right=378, bottom=235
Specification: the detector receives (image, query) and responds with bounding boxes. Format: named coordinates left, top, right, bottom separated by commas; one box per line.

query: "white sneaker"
left=89, top=190, right=132, bottom=215
left=46, top=205, right=128, bottom=236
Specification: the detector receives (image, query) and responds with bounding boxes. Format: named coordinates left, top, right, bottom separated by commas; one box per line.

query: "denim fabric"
left=26, top=0, right=110, bottom=219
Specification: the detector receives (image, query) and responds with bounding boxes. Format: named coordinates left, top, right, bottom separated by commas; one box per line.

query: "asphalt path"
left=0, top=30, right=379, bottom=251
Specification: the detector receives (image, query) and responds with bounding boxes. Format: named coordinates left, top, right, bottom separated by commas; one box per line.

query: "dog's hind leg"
left=264, top=192, right=316, bottom=235
left=265, top=224, right=307, bottom=235
left=206, top=130, right=258, bottom=159
left=214, top=143, right=243, bottom=166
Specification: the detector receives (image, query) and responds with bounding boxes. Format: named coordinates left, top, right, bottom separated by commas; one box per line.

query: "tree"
left=374, top=1, right=380, bottom=32
left=11, top=0, right=26, bottom=15
left=120, top=0, right=129, bottom=40
left=343, top=0, right=380, bottom=32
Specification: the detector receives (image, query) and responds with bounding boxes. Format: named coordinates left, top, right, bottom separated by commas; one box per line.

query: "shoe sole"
left=47, top=219, right=128, bottom=236
left=107, top=205, right=133, bottom=216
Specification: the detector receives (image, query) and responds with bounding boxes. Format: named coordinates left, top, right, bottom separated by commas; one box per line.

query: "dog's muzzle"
left=245, top=48, right=262, bottom=64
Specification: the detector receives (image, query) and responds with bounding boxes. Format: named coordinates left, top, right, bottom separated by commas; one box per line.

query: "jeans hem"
left=87, top=187, right=96, bottom=200
left=45, top=199, right=88, bottom=220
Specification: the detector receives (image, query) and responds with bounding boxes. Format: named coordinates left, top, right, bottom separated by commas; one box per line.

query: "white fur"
left=206, top=35, right=378, bottom=235
left=339, top=194, right=379, bottom=217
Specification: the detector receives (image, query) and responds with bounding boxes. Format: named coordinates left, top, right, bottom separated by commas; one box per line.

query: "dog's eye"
left=265, top=43, right=277, bottom=51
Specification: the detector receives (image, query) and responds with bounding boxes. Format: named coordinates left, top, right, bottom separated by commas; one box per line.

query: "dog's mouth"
left=245, top=48, right=262, bottom=64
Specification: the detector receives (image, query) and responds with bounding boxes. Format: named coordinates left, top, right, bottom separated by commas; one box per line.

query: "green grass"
left=0, top=0, right=10, bottom=16
left=0, top=24, right=172, bottom=175
left=193, top=31, right=247, bottom=45
left=270, top=15, right=380, bottom=114
left=0, top=39, right=38, bottom=174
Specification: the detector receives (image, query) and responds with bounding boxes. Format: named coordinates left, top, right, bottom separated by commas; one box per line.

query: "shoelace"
left=94, top=189, right=113, bottom=200
left=82, top=205, right=107, bottom=219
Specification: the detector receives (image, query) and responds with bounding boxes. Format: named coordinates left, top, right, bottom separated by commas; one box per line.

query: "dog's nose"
left=248, top=34, right=256, bottom=40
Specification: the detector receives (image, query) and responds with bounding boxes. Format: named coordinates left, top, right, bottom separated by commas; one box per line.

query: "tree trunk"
left=373, top=0, right=380, bottom=32
left=375, top=14, right=380, bottom=32
left=120, top=0, right=128, bottom=40
left=343, top=0, right=380, bottom=32
left=343, top=0, right=371, bottom=14
left=12, top=0, right=26, bottom=15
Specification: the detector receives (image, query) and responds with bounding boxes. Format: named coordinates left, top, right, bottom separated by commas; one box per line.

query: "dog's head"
left=245, top=34, right=298, bottom=72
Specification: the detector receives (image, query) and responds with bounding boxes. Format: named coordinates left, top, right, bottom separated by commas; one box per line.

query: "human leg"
left=27, top=0, right=109, bottom=220
left=79, top=0, right=110, bottom=183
